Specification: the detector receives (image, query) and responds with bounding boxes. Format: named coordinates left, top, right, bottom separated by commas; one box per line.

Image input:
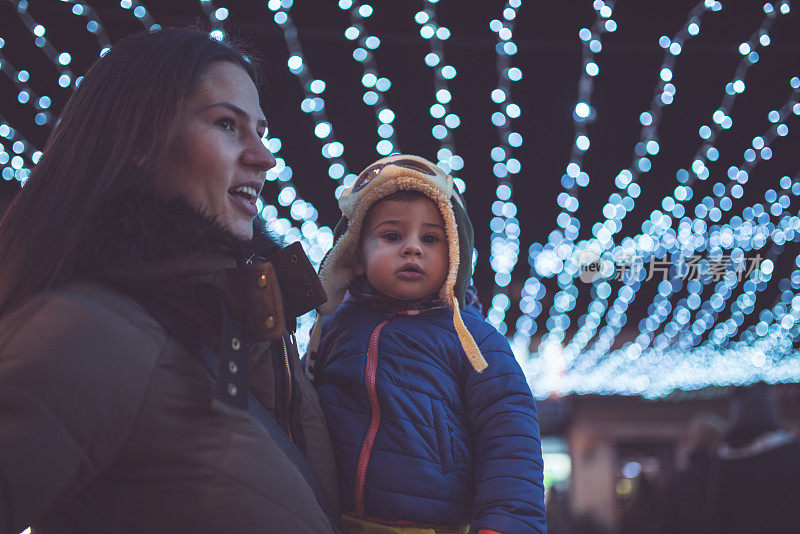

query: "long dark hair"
left=0, top=28, right=258, bottom=315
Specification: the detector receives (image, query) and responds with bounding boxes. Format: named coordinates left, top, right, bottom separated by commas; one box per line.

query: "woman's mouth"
left=228, top=184, right=259, bottom=217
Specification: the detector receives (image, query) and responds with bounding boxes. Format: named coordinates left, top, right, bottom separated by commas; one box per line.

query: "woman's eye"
left=216, top=118, right=235, bottom=131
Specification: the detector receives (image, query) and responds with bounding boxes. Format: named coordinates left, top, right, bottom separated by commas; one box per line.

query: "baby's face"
left=355, top=197, right=449, bottom=301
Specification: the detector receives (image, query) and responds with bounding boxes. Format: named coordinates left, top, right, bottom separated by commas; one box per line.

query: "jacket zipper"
left=354, top=318, right=390, bottom=518
left=282, top=336, right=294, bottom=443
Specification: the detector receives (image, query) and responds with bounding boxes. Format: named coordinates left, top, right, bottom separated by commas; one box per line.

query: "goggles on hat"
left=353, top=157, right=439, bottom=192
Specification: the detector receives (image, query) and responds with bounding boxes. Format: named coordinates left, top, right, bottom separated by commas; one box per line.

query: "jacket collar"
left=75, top=191, right=282, bottom=276
left=80, top=192, right=325, bottom=339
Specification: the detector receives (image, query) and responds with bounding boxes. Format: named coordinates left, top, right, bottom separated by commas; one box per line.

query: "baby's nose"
left=402, top=242, right=423, bottom=256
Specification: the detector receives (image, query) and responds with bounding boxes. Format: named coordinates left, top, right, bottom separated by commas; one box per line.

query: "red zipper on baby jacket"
left=353, top=318, right=390, bottom=518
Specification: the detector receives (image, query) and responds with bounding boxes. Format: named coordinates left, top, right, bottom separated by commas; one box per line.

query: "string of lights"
left=266, top=0, right=353, bottom=198
left=55, top=0, right=112, bottom=50
left=514, top=0, right=717, bottom=363
left=697, top=79, right=798, bottom=225
left=553, top=0, right=736, bottom=366
left=649, top=82, right=798, bottom=353
left=576, top=87, right=797, bottom=390
left=0, top=114, right=39, bottom=183
left=739, top=221, right=800, bottom=350
left=412, top=0, right=482, bottom=333
left=117, top=0, right=159, bottom=32
left=571, top=0, right=776, bottom=261
left=627, top=77, right=798, bottom=355
left=259, top=134, right=332, bottom=266
left=0, top=0, right=156, bottom=173
left=259, top=142, right=334, bottom=349
left=558, top=339, right=799, bottom=398
left=198, top=0, right=228, bottom=41
left=663, top=2, right=786, bottom=215
left=337, top=0, right=399, bottom=158
left=559, top=0, right=617, bottom=224
left=579, top=165, right=789, bottom=376
left=692, top=205, right=797, bottom=350
left=594, top=247, right=785, bottom=398
left=0, top=49, right=55, bottom=128
left=531, top=0, right=620, bottom=357
left=702, top=249, right=780, bottom=350
left=666, top=232, right=780, bottom=354
left=0, top=0, right=147, bottom=186
left=556, top=0, right=718, bottom=363
left=567, top=2, right=781, bottom=356
left=0, top=0, right=121, bottom=134
left=649, top=206, right=791, bottom=351
left=550, top=232, right=789, bottom=398
left=484, top=0, right=523, bottom=337
left=6, top=0, right=78, bottom=89
left=413, top=0, right=465, bottom=185
left=525, top=1, right=793, bottom=392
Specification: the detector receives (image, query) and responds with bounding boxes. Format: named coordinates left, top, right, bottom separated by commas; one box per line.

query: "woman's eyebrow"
left=203, top=101, right=268, bottom=130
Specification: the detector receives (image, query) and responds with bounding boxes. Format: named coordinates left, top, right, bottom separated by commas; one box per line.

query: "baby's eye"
left=422, top=234, right=441, bottom=243
left=216, top=117, right=236, bottom=131
left=383, top=232, right=401, bottom=241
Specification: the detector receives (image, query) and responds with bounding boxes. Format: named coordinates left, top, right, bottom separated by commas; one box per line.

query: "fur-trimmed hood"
left=70, top=192, right=326, bottom=337
left=309, top=154, right=487, bottom=374
left=317, top=154, right=474, bottom=316
left=71, top=192, right=283, bottom=277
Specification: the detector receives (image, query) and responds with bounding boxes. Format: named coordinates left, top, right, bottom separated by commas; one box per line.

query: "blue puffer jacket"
left=315, top=298, right=546, bottom=534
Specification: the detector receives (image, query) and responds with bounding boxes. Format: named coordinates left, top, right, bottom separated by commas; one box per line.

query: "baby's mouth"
left=398, top=263, right=423, bottom=277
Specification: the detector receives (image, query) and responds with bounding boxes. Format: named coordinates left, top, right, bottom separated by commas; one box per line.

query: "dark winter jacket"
left=0, top=195, right=339, bottom=534
left=315, top=297, right=546, bottom=534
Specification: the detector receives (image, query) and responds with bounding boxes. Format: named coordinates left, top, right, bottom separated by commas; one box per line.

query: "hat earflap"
left=451, top=193, right=474, bottom=310
left=316, top=215, right=356, bottom=316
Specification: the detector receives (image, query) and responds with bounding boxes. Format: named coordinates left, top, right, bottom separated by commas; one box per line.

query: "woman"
left=0, top=28, right=339, bottom=533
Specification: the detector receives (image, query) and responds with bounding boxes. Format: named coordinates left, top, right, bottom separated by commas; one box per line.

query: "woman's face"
left=153, top=61, right=275, bottom=240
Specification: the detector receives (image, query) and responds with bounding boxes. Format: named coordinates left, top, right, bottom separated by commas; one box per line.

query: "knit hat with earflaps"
left=307, top=154, right=487, bottom=375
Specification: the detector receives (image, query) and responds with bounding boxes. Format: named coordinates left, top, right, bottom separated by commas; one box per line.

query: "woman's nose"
left=243, top=138, right=277, bottom=173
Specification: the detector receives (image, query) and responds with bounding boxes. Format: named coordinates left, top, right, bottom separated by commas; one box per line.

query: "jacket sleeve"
left=463, top=325, right=546, bottom=534
left=0, top=287, right=162, bottom=534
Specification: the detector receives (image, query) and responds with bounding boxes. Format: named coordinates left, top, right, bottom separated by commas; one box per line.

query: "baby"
left=306, top=155, right=546, bottom=534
